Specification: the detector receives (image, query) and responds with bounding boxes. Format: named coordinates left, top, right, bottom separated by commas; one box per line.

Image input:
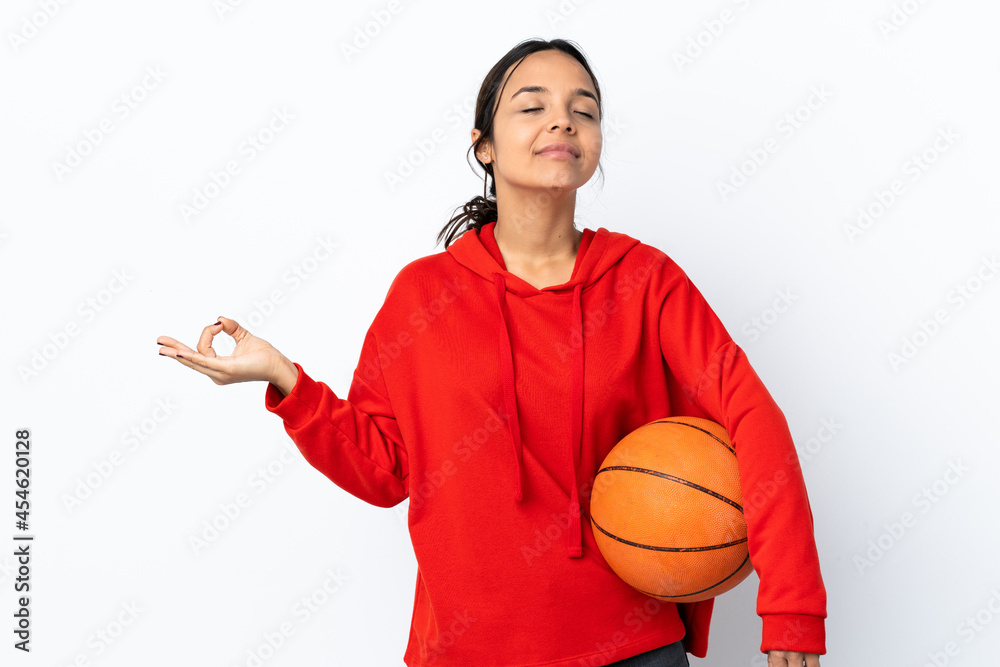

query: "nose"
left=550, top=117, right=575, bottom=133
left=548, top=105, right=575, bottom=133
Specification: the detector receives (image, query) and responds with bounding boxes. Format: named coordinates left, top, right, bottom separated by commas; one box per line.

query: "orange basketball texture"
left=589, top=416, right=754, bottom=603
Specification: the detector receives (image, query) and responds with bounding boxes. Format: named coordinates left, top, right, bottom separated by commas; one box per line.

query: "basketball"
left=589, top=416, right=754, bottom=603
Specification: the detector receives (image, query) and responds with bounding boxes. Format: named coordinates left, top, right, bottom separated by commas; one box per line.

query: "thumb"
left=217, top=316, right=250, bottom=343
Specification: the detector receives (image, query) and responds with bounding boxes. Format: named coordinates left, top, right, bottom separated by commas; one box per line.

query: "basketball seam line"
left=650, top=419, right=736, bottom=454
left=589, top=515, right=748, bottom=552
left=630, top=553, right=752, bottom=599
left=595, top=465, right=744, bottom=513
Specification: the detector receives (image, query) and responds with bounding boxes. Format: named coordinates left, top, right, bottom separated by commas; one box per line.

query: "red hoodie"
left=264, top=221, right=827, bottom=665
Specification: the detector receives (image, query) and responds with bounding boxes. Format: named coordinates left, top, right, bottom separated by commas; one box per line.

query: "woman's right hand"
left=156, top=316, right=297, bottom=391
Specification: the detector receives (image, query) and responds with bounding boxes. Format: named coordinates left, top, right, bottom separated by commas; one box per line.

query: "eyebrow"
left=510, top=85, right=598, bottom=105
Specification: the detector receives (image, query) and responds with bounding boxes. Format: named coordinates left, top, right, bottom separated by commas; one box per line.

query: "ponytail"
left=437, top=188, right=498, bottom=249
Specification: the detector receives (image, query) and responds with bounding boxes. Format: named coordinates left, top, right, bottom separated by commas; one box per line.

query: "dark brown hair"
left=435, top=38, right=605, bottom=249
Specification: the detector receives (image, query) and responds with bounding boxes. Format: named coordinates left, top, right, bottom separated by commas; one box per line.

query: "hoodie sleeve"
left=263, top=327, right=409, bottom=508
left=655, top=254, right=827, bottom=655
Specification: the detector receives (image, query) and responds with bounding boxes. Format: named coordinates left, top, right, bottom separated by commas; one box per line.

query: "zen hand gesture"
left=157, top=316, right=298, bottom=392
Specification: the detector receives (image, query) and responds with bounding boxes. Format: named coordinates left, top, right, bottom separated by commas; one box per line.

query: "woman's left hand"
left=768, top=651, right=821, bottom=666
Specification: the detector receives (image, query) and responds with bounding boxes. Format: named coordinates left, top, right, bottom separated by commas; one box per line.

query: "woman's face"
left=474, top=50, right=602, bottom=198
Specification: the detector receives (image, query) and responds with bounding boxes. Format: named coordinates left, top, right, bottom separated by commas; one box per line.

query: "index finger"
left=197, top=320, right=224, bottom=358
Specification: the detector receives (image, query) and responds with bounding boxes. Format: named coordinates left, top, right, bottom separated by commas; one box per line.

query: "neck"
left=492, top=188, right=581, bottom=267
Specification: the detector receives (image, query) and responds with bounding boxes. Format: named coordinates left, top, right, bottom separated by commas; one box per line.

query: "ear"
left=471, top=129, right=492, bottom=164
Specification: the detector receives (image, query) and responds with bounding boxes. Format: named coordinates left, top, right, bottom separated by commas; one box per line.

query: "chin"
left=543, top=182, right=582, bottom=195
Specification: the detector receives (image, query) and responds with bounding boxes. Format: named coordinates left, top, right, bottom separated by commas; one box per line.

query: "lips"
left=538, top=142, right=580, bottom=158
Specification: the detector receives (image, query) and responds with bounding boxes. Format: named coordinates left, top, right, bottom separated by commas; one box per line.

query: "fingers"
left=218, top=315, right=250, bottom=343
left=766, top=651, right=793, bottom=667
left=767, top=652, right=818, bottom=667
left=164, top=347, right=230, bottom=384
left=156, top=335, right=197, bottom=357
left=158, top=316, right=253, bottom=384
left=197, top=320, right=224, bottom=358
left=197, top=315, right=252, bottom=357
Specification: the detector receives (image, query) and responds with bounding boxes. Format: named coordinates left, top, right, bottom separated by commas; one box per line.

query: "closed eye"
left=522, top=108, right=596, bottom=119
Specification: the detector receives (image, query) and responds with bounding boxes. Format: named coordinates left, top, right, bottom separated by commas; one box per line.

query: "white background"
left=3, top=1, right=999, bottom=665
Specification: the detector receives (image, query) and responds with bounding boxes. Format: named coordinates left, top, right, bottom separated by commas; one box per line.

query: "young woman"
left=157, top=39, right=826, bottom=667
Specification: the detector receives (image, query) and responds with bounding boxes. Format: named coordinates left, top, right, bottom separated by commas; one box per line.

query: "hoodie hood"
left=447, top=221, right=640, bottom=558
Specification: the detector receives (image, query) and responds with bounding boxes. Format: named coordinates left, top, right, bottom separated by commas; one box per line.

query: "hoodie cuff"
left=264, top=362, right=323, bottom=430
left=760, top=614, right=826, bottom=655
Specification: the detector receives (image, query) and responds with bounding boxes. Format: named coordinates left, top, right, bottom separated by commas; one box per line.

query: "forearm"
left=699, top=345, right=827, bottom=651
left=262, top=358, right=410, bottom=508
